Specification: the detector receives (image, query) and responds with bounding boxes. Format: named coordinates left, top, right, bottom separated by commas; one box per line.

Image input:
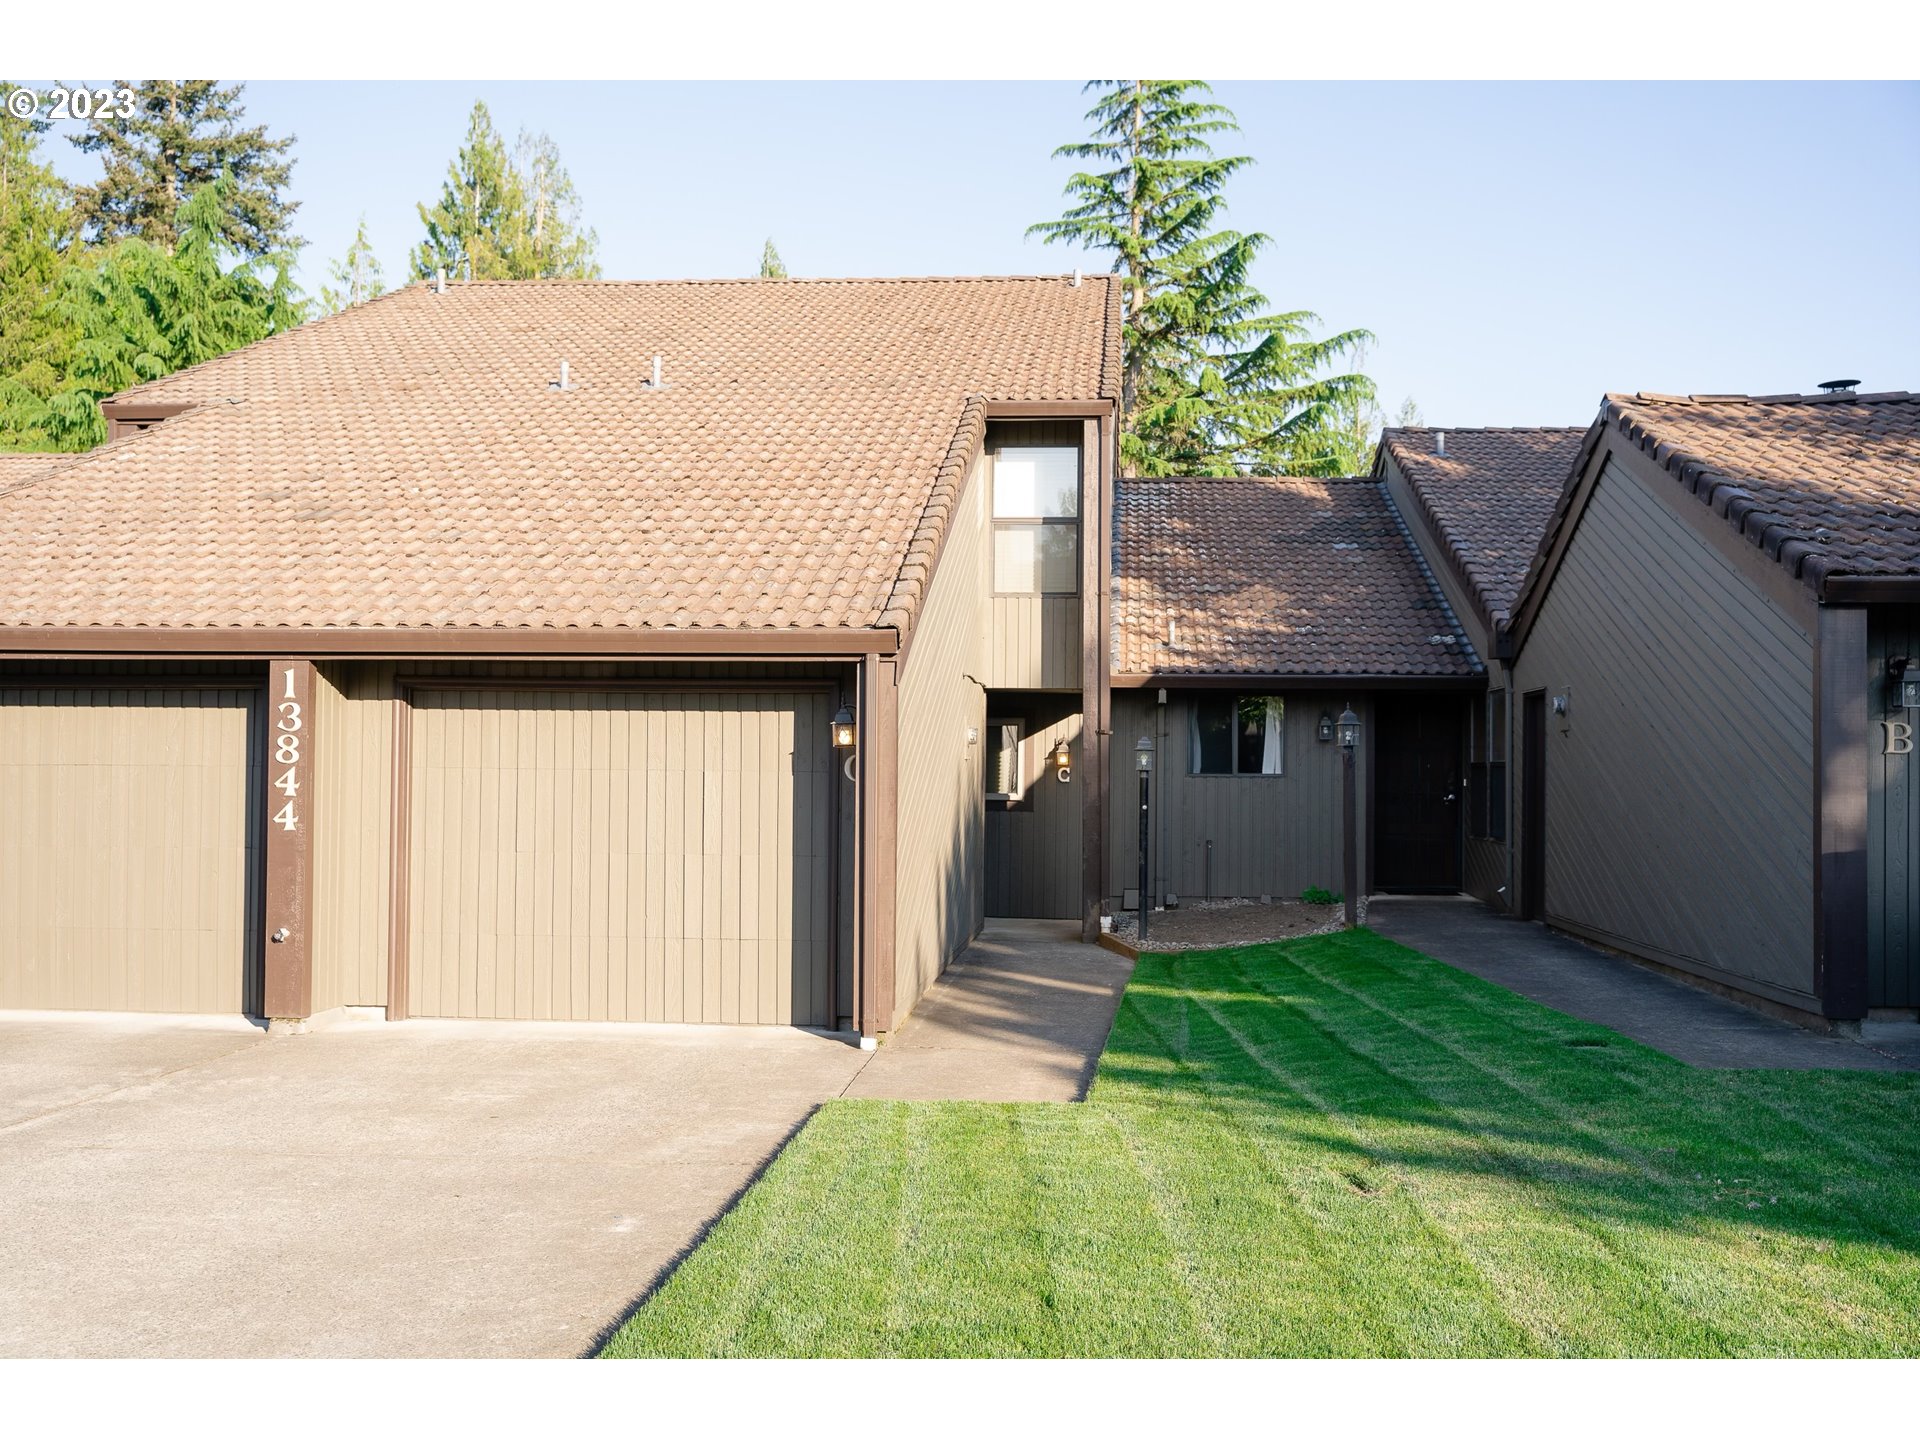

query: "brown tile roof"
left=1378, top=426, right=1586, bottom=629
left=0, top=276, right=1117, bottom=635
left=0, top=453, right=57, bottom=486
left=1573, top=390, right=1920, bottom=598
left=1114, top=476, right=1482, bottom=679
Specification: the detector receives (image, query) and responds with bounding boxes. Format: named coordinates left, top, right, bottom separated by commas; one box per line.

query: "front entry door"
left=1374, top=698, right=1464, bottom=892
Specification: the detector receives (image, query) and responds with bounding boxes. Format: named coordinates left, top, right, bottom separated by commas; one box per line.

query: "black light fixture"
left=1336, top=705, right=1361, bottom=750
left=1317, top=711, right=1335, bottom=743
left=831, top=704, right=857, bottom=749
left=1135, top=735, right=1154, bottom=772
left=1891, top=657, right=1920, bottom=710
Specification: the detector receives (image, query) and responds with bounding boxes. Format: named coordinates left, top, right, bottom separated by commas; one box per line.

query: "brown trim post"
left=262, top=659, right=316, bottom=1022
left=1814, top=605, right=1869, bottom=1020
left=1080, top=413, right=1113, bottom=940
left=385, top=686, right=414, bottom=1021
left=856, top=654, right=898, bottom=1039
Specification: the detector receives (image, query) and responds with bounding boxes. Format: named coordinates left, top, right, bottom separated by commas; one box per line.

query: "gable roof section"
left=1377, top=426, right=1586, bottom=630
left=1114, top=476, right=1482, bottom=680
left=0, top=276, right=1117, bottom=639
left=1511, top=390, right=1920, bottom=627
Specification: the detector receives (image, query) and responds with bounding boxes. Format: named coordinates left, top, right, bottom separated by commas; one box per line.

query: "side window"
left=985, top=719, right=1023, bottom=800
left=1190, top=696, right=1284, bottom=775
left=992, top=446, right=1079, bottom=594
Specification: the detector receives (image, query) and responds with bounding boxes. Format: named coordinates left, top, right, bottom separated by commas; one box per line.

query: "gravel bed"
left=1106, top=895, right=1367, bottom=952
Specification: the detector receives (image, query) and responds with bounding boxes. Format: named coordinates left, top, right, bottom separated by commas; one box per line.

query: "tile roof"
left=0, top=453, right=57, bottom=486
left=0, top=276, right=1117, bottom=635
left=1114, top=476, right=1482, bottom=679
left=1575, top=390, right=1920, bottom=598
left=1378, top=426, right=1586, bottom=629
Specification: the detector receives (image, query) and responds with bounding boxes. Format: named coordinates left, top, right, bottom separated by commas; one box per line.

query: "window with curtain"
left=1190, top=696, right=1284, bottom=776
left=992, top=446, right=1079, bottom=594
left=985, top=719, right=1023, bottom=799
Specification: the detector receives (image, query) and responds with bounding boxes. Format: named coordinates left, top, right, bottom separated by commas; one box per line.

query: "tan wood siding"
left=1106, top=691, right=1370, bottom=906
left=407, top=688, right=834, bottom=1025
left=0, top=685, right=260, bottom=1012
left=311, top=662, right=395, bottom=1012
left=984, top=709, right=1083, bottom=918
left=1515, top=456, right=1817, bottom=1002
left=894, top=452, right=988, bottom=1021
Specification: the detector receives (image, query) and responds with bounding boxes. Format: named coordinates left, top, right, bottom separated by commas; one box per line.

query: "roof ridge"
left=1607, top=389, right=1917, bottom=408
left=1377, top=479, right=1485, bottom=674
left=877, top=395, right=989, bottom=635
left=413, top=273, right=1120, bottom=289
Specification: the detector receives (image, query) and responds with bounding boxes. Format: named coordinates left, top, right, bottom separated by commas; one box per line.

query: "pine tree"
left=514, top=130, right=600, bottom=279
left=0, top=84, right=79, bottom=450
left=318, top=215, right=386, bottom=314
left=759, top=238, right=788, bottom=278
left=1030, top=81, right=1373, bottom=476
left=30, top=176, right=306, bottom=450
left=411, top=104, right=600, bottom=282
left=68, top=80, right=299, bottom=258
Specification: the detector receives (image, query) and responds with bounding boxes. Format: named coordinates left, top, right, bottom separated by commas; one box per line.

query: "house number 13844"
left=274, top=666, right=303, bottom=831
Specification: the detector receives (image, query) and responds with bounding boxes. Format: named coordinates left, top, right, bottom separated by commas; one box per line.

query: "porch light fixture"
left=831, top=704, right=858, bottom=749
left=1050, top=738, right=1073, bottom=775
left=1135, top=735, right=1154, bottom=772
left=1317, top=711, right=1335, bottom=743
left=1336, top=706, right=1361, bottom=750
left=1891, top=657, right=1920, bottom=711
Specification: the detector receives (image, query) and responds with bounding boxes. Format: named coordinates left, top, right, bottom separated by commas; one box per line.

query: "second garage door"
left=407, top=688, right=836, bottom=1026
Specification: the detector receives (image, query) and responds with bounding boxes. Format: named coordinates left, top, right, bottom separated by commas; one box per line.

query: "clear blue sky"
left=36, top=80, right=1920, bottom=428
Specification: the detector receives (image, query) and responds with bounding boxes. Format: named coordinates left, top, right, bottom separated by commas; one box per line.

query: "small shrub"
left=1300, top=886, right=1341, bottom=906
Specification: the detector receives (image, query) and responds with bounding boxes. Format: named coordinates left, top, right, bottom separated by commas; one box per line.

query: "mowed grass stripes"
left=601, top=929, right=1920, bottom=1357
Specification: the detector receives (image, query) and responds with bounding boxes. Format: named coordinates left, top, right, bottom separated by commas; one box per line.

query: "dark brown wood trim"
left=261, top=659, right=317, bottom=1021
left=0, top=673, right=263, bottom=690
left=1363, top=699, right=1377, bottom=903
left=0, top=626, right=901, bottom=659
left=1079, top=414, right=1106, bottom=941
left=1112, top=672, right=1485, bottom=692
left=385, top=686, right=413, bottom=1021
left=396, top=676, right=836, bottom=695
left=983, top=399, right=1115, bottom=420
left=1814, top=605, right=1869, bottom=1020
left=1822, top=576, right=1920, bottom=604
left=856, top=654, right=899, bottom=1035
left=99, top=399, right=194, bottom=441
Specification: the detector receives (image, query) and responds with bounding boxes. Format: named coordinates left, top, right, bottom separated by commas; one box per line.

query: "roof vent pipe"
left=1436, top=430, right=1446, bottom=455
left=433, top=267, right=446, bottom=295
left=1071, top=268, right=1081, bottom=287
left=1818, top=378, right=1860, bottom=394
left=549, top=359, right=573, bottom=391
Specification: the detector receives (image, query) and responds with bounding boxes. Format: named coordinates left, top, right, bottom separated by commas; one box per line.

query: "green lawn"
left=601, top=929, right=1920, bottom=1357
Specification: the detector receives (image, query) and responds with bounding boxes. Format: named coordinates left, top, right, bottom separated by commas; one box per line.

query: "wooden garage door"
left=0, top=685, right=260, bottom=1013
left=407, top=689, right=835, bottom=1025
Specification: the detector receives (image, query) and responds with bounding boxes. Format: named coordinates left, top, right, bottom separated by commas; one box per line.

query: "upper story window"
left=1191, top=696, right=1285, bottom=776
left=993, top=446, right=1079, bottom=595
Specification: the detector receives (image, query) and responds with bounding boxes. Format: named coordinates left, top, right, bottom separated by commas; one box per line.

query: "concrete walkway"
left=1367, top=896, right=1920, bottom=1071
left=846, top=920, right=1135, bottom=1101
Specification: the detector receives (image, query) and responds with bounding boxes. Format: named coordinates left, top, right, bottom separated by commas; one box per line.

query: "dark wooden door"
left=1520, top=690, right=1547, bottom=921
left=1374, top=698, right=1464, bottom=892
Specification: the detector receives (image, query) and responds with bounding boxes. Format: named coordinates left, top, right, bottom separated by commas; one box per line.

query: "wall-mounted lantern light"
left=831, top=704, right=858, bottom=750
left=1135, top=735, right=1154, bottom=772
left=1317, top=711, right=1335, bottom=743
left=1892, top=657, right=1920, bottom=710
left=1336, top=706, right=1361, bottom=751
left=1050, top=738, right=1073, bottom=781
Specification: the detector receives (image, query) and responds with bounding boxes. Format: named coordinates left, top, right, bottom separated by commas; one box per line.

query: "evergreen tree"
left=514, top=130, right=600, bottom=279
left=759, top=238, right=787, bottom=278
left=68, top=80, right=299, bottom=258
left=0, top=85, right=79, bottom=450
left=26, top=176, right=305, bottom=451
left=411, top=104, right=599, bottom=281
left=318, top=215, right=386, bottom=314
left=1030, top=81, right=1373, bottom=477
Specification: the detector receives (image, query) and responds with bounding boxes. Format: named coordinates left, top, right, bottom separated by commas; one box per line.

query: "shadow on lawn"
left=1085, top=936, right=1920, bottom=1258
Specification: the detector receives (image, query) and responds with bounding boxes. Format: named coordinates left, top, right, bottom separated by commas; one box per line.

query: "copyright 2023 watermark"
left=8, top=86, right=138, bottom=122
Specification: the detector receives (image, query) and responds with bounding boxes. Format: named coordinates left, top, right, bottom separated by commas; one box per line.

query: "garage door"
left=0, top=685, right=260, bottom=1013
left=407, top=689, right=835, bottom=1025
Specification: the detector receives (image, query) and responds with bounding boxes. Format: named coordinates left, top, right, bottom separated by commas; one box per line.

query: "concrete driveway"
left=0, top=1012, right=867, bottom=1357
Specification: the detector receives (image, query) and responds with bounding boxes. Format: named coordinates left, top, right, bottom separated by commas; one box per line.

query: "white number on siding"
left=277, top=700, right=303, bottom=731
left=274, top=768, right=300, bottom=796
left=276, top=732, right=301, bottom=765
left=272, top=801, right=298, bottom=832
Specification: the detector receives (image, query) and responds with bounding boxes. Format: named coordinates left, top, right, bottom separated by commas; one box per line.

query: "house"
left=1374, top=426, right=1586, bottom=908
left=1505, top=389, right=1920, bottom=1024
left=0, top=276, right=1120, bottom=1042
left=1104, top=474, right=1484, bottom=910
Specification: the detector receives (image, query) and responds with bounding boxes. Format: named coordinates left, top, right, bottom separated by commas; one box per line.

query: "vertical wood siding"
left=1515, top=457, right=1817, bottom=1001
left=1866, top=607, right=1920, bottom=1007
left=311, top=662, right=395, bottom=1012
left=983, top=710, right=1084, bottom=918
left=0, top=685, right=260, bottom=1013
left=407, top=688, right=833, bottom=1025
left=1105, top=690, right=1370, bottom=906
left=894, top=452, right=989, bottom=1020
